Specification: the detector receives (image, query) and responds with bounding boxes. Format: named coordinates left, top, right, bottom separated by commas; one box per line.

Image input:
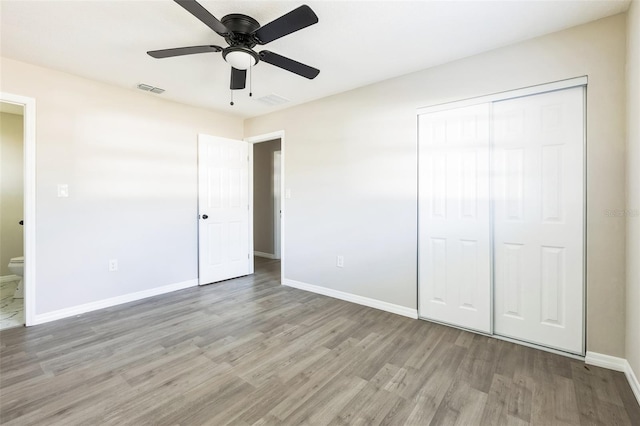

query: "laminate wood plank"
left=460, top=334, right=503, bottom=393
left=281, top=374, right=368, bottom=425
left=401, top=323, right=447, bottom=370
left=172, top=378, right=255, bottom=425
left=590, top=363, right=626, bottom=408
left=572, top=362, right=606, bottom=425
left=613, top=372, right=640, bottom=422
left=478, top=373, right=513, bottom=425
left=508, top=373, right=534, bottom=423
left=202, top=376, right=292, bottom=426
left=3, top=372, right=130, bottom=425
left=554, top=375, right=581, bottom=424
left=593, top=398, right=635, bottom=426
left=400, top=339, right=466, bottom=402
left=383, top=366, right=409, bottom=396
left=351, top=390, right=405, bottom=425
left=328, top=377, right=390, bottom=425
left=266, top=339, right=368, bottom=420
left=530, top=356, right=558, bottom=425
left=100, top=361, right=234, bottom=425
left=377, top=397, right=414, bottom=426
left=432, top=379, right=488, bottom=426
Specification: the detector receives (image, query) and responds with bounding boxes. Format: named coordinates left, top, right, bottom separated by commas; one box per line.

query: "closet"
left=418, top=79, right=586, bottom=355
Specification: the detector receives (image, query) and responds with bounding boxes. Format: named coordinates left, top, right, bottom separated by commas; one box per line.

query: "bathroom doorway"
left=0, top=93, right=36, bottom=327
left=0, top=102, right=24, bottom=329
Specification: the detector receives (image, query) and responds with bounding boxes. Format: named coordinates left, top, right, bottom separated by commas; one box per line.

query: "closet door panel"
left=418, top=104, right=491, bottom=333
left=493, top=87, right=584, bottom=354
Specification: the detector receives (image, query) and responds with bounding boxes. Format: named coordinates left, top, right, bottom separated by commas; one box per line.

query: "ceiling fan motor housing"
left=221, top=14, right=260, bottom=48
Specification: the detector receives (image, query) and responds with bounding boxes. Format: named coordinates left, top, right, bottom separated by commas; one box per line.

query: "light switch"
left=57, top=184, right=69, bottom=198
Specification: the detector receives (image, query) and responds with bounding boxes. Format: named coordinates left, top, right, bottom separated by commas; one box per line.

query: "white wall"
left=0, top=57, right=243, bottom=316
left=626, top=0, right=640, bottom=385
left=245, top=14, right=628, bottom=357
left=0, top=111, right=24, bottom=276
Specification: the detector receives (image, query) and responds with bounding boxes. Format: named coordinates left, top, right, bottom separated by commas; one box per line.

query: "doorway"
left=246, top=131, right=285, bottom=282
left=252, top=139, right=281, bottom=261
left=0, top=93, right=36, bottom=327
left=0, top=102, right=24, bottom=329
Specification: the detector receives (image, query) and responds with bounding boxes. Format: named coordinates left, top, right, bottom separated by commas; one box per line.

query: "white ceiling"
left=0, top=0, right=630, bottom=119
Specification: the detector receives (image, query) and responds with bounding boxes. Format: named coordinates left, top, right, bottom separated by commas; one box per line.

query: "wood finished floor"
left=1, top=258, right=638, bottom=425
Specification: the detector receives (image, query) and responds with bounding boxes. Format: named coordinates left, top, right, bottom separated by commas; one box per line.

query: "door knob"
left=202, top=214, right=208, bottom=219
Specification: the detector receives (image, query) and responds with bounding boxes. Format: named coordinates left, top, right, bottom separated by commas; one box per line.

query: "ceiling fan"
left=147, top=0, right=320, bottom=94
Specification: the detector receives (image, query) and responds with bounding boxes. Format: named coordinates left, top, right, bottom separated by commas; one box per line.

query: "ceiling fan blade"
left=253, top=5, right=318, bottom=45
left=174, top=0, right=230, bottom=36
left=147, top=45, right=222, bottom=59
left=259, top=51, right=320, bottom=79
left=230, top=68, right=247, bottom=90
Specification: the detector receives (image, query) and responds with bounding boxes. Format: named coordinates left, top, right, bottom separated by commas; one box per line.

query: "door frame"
left=1, top=92, right=36, bottom=326
left=416, top=76, right=587, bottom=357
left=245, top=131, right=285, bottom=281
left=273, top=150, right=282, bottom=259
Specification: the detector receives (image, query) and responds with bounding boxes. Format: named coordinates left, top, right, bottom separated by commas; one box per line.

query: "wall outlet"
left=109, top=259, right=118, bottom=272
left=336, top=255, right=344, bottom=268
left=57, top=184, right=69, bottom=198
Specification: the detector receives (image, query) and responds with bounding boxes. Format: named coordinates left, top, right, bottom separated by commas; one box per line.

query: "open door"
left=198, top=134, right=250, bottom=285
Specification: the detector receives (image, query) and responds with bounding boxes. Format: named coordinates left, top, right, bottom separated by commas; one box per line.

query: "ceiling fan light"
left=224, top=49, right=257, bottom=70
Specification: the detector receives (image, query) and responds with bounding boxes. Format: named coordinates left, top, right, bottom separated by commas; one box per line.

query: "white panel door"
left=418, top=103, right=492, bottom=333
left=492, top=87, right=584, bottom=354
left=198, top=134, right=250, bottom=285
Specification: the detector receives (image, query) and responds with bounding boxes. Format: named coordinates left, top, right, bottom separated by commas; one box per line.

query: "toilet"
left=7, top=256, right=24, bottom=299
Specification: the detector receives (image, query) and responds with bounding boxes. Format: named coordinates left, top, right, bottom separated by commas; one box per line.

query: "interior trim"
left=416, top=76, right=588, bottom=115
left=33, top=279, right=197, bottom=325
left=284, top=278, right=419, bottom=319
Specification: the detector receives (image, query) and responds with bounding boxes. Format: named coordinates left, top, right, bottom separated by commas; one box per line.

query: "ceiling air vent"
left=137, top=83, right=164, bottom=94
left=255, top=94, right=289, bottom=106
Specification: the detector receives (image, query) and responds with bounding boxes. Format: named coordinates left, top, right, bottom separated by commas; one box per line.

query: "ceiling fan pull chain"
left=230, top=89, right=234, bottom=106
left=249, top=66, right=253, bottom=97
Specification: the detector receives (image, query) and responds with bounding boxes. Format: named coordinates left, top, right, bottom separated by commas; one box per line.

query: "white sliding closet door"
left=492, top=87, right=585, bottom=354
left=418, top=104, right=492, bottom=333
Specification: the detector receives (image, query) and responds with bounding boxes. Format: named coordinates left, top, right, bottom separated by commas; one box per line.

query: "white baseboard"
left=625, top=360, right=640, bottom=405
left=585, top=351, right=627, bottom=372
left=254, top=251, right=277, bottom=259
left=0, top=275, right=19, bottom=283
left=283, top=278, right=418, bottom=319
left=32, top=279, right=198, bottom=325
left=586, top=351, right=640, bottom=405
